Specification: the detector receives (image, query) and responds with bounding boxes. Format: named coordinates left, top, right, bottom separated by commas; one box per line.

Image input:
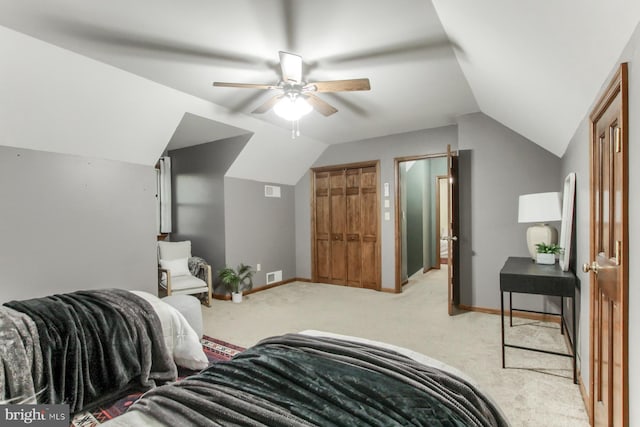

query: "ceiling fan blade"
left=279, top=51, right=302, bottom=83
left=305, top=78, right=371, bottom=93
left=47, top=17, right=269, bottom=68
left=252, top=95, right=284, bottom=114
left=213, top=82, right=277, bottom=90
left=305, top=95, right=338, bottom=116
left=317, top=37, right=460, bottom=66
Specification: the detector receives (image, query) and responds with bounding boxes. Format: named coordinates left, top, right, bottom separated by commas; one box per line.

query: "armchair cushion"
left=165, top=275, right=208, bottom=292
left=158, top=241, right=191, bottom=261
left=159, top=257, right=191, bottom=277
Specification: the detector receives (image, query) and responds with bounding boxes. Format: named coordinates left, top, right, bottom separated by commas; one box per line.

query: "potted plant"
left=218, top=263, right=254, bottom=303
left=534, top=243, right=563, bottom=265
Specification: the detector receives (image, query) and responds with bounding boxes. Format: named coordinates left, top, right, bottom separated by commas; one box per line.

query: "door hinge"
left=615, top=240, right=622, bottom=265
left=615, top=127, right=622, bottom=153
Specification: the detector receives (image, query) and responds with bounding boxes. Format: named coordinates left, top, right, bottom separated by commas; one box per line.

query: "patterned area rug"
left=70, top=336, right=245, bottom=427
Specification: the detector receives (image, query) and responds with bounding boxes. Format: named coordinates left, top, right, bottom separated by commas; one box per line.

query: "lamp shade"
left=518, top=192, right=562, bottom=223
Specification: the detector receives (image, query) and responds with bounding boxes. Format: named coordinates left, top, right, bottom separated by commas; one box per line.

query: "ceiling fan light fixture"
left=273, top=95, right=312, bottom=121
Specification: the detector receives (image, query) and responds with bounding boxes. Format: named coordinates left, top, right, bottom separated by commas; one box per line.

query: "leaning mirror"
left=559, top=173, right=576, bottom=271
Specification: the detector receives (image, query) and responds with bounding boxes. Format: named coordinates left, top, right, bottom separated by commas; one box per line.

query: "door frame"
left=588, top=62, right=629, bottom=425
left=310, top=160, right=381, bottom=289
left=393, top=152, right=449, bottom=292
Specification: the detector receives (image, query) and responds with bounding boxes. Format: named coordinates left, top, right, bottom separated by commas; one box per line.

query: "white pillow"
left=159, top=258, right=191, bottom=277
left=131, top=291, right=208, bottom=370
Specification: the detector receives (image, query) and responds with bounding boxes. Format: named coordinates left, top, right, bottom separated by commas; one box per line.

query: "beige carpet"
left=202, top=268, right=589, bottom=426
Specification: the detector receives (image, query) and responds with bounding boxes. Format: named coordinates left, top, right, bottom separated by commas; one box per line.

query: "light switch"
left=384, top=211, right=390, bottom=221
left=384, top=182, right=390, bottom=197
left=384, top=199, right=390, bottom=208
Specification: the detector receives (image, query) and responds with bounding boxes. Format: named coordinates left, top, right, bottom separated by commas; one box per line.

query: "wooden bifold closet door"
left=312, top=161, right=380, bottom=290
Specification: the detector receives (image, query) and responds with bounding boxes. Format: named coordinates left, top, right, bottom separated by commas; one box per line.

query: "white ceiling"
left=0, top=0, right=639, bottom=159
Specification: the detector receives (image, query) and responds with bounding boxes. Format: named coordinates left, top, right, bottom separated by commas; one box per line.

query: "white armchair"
left=157, top=240, right=212, bottom=307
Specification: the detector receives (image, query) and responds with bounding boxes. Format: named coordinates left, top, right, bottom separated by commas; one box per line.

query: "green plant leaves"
left=534, top=242, right=563, bottom=254
left=217, top=264, right=255, bottom=294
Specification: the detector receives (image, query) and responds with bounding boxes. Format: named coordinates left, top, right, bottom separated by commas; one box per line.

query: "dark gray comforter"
left=130, top=333, right=509, bottom=426
left=4, top=289, right=177, bottom=413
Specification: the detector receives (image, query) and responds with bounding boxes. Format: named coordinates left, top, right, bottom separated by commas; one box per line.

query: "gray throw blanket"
left=130, top=333, right=509, bottom=426
left=189, top=256, right=210, bottom=282
left=4, top=289, right=177, bottom=413
left=0, top=307, right=44, bottom=403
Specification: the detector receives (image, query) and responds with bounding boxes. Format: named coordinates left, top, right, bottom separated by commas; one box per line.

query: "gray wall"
left=295, top=115, right=563, bottom=304
left=295, top=126, right=458, bottom=288
left=294, top=172, right=312, bottom=279
left=560, top=114, right=590, bottom=393
left=457, top=113, right=562, bottom=309
left=169, top=135, right=250, bottom=293
left=400, top=165, right=409, bottom=281
left=560, top=21, right=640, bottom=422
left=224, top=177, right=296, bottom=288
left=406, top=160, right=427, bottom=276
left=0, top=146, right=157, bottom=302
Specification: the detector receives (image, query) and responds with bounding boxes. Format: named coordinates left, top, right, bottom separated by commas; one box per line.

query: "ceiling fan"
left=213, top=51, right=371, bottom=121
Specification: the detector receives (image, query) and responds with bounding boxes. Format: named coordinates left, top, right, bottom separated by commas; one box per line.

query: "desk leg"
left=509, top=292, right=513, bottom=327
left=501, top=291, right=505, bottom=369
left=572, top=295, right=577, bottom=384
left=560, top=296, right=565, bottom=335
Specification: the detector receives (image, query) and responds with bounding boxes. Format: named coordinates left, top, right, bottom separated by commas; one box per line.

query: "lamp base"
left=526, top=224, right=558, bottom=259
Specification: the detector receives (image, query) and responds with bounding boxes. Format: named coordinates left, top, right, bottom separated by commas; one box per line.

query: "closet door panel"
left=330, top=171, right=346, bottom=283
left=312, top=162, right=379, bottom=289
left=346, top=169, right=362, bottom=287
left=314, top=173, right=331, bottom=281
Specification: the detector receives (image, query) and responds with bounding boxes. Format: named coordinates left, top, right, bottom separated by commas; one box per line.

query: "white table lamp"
left=518, top=192, right=562, bottom=259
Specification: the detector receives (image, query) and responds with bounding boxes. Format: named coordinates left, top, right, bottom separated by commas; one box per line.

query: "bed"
left=0, top=289, right=207, bottom=411
left=1, top=290, right=509, bottom=426
left=104, top=331, right=510, bottom=427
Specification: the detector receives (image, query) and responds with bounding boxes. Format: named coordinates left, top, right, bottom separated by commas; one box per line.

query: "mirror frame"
left=559, top=172, right=576, bottom=271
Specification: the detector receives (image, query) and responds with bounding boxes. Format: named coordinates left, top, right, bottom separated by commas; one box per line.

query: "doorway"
left=394, top=154, right=448, bottom=287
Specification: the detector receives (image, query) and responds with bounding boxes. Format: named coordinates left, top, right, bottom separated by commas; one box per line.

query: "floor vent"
left=266, top=270, right=282, bottom=285
left=265, top=185, right=281, bottom=198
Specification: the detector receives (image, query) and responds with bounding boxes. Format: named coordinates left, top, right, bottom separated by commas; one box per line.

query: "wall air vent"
left=265, top=185, right=281, bottom=198
left=266, top=270, right=282, bottom=285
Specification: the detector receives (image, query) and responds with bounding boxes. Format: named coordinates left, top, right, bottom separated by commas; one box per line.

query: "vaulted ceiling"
left=1, top=1, right=639, bottom=181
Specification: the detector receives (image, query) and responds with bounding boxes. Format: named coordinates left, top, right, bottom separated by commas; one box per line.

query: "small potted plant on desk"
left=535, top=243, right=563, bottom=265
left=218, top=263, right=254, bottom=303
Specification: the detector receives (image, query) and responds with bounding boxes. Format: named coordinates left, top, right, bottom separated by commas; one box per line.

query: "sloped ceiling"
left=167, top=113, right=249, bottom=152
left=1, top=0, right=640, bottom=178
left=0, top=25, right=326, bottom=185
left=432, top=0, right=640, bottom=156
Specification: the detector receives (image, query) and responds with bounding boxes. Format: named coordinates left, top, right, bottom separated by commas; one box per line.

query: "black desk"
left=500, top=256, right=578, bottom=383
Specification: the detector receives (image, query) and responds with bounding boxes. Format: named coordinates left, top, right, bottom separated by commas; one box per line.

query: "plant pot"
left=536, top=253, right=556, bottom=265
left=231, top=292, right=243, bottom=303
